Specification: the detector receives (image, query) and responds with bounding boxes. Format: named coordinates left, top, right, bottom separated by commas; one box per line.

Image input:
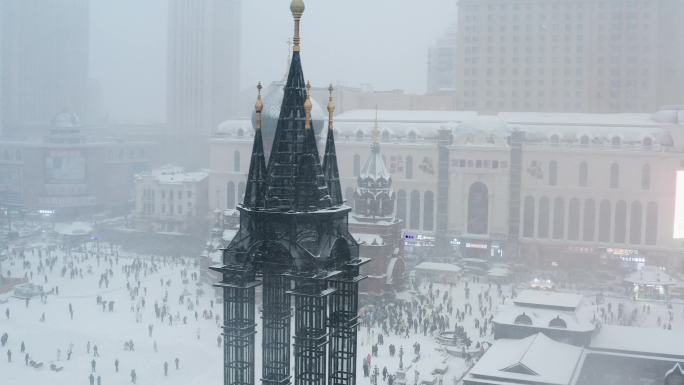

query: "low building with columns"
left=210, top=105, right=684, bottom=271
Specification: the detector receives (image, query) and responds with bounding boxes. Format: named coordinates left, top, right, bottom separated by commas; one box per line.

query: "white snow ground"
left=1, top=239, right=683, bottom=385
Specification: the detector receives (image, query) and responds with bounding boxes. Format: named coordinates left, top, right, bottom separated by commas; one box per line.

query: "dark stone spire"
left=264, top=52, right=331, bottom=211
left=243, top=83, right=268, bottom=208
left=322, top=84, right=343, bottom=206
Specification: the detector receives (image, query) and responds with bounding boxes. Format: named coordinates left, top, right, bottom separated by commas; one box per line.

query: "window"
left=598, top=200, right=611, bottom=242
left=614, top=201, right=627, bottom=243
left=580, top=135, right=590, bottom=146
left=583, top=199, right=596, bottom=241
left=549, top=161, right=558, bottom=186
left=381, top=131, right=390, bottom=142
left=468, top=183, right=489, bottom=234
left=538, top=197, right=550, bottom=238
left=423, top=191, right=435, bottom=231
left=579, top=162, right=588, bottom=187
left=405, top=156, right=414, bottom=179
left=611, top=136, right=621, bottom=148
left=642, top=137, right=653, bottom=148
left=568, top=198, right=580, bottom=241
left=549, top=316, right=567, bottom=328
left=553, top=197, right=565, bottom=239
left=641, top=164, right=650, bottom=190
left=550, top=134, right=560, bottom=146
left=187, top=191, right=192, bottom=199
left=645, top=202, right=658, bottom=245
left=356, top=130, right=364, bottom=141
left=226, top=182, right=236, bottom=209
left=409, top=190, right=421, bottom=230
left=629, top=201, right=642, bottom=244
left=234, top=151, right=240, bottom=172
left=523, top=196, right=535, bottom=238
left=609, top=163, right=619, bottom=188
left=353, top=154, right=361, bottom=177
left=397, top=190, right=407, bottom=224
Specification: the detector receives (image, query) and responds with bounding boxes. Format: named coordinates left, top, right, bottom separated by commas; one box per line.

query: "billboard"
left=45, top=150, right=86, bottom=184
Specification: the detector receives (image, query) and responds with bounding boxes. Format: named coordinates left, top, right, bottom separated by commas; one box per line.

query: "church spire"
left=264, top=0, right=332, bottom=211
left=243, top=82, right=268, bottom=208
left=372, top=106, right=380, bottom=146
left=323, top=84, right=343, bottom=206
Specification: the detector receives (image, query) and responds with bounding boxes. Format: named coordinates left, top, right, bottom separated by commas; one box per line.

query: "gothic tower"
left=211, top=3, right=368, bottom=385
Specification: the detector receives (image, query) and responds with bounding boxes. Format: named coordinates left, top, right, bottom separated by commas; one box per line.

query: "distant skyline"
left=89, top=0, right=456, bottom=124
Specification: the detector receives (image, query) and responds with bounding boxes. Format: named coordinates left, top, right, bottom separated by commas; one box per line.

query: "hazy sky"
left=90, top=0, right=456, bottom=123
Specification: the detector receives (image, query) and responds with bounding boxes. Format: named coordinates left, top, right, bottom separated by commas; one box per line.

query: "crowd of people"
left=1, top=239, right=222, bottom=384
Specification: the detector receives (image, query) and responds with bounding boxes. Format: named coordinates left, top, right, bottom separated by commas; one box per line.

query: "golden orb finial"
left=327, top=84, right=335, bottom=130
left=255, top=82, right=264, bottom=130
left=290, top=0, right=305, bottom=52
left=304, top=81, right=313, bottom=130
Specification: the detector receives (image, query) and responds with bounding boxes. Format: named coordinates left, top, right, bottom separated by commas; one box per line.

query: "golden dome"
left=290, top=0, right=305, bottom=17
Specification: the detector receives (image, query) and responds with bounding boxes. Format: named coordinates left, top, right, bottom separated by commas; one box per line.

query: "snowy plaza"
left=1, top=235, right=684, bottom=385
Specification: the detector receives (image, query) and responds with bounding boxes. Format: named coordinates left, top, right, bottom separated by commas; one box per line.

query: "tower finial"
left=327, top=84, right=335, bottom=130
left=304, top=81, right=313, bottom=130
left=290, top=0, right=305, bottom=52
left=255, top=82, right=264, bottom=130
left=372, top=106, right=380, bottom=144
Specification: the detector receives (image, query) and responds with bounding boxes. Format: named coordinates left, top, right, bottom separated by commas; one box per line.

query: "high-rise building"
left=0, top=0, right=90, bottom=136
left=427, top=23, right=459, bottom=93
left=166, top=0, right=241, bottom=167
left=450, top=0, right=684, bottom=113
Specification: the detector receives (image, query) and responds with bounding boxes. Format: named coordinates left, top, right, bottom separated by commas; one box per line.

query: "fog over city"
left=2, top=1, right=684, bottom=385
left=90, top=0, right=456, bottom=123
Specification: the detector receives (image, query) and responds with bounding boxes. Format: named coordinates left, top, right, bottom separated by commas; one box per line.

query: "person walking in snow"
left=164, top=361, right=169, bottom=376
left=91, top=358, right=96, bottom=372
left=115, top=358, right=119, bottom=372
left=130, top=369, right=137, bottom=384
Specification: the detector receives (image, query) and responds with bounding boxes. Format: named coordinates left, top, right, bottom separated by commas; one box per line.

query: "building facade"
left=133, top=167, right=208, bottom=234
left=449, top=0, right=684, bottom=113
left=0, top=0, right=90, bottom=134
left=166, top=0, right=242, bottom=167
left=0, top=112, right=151, bottom=217
left=210, top=106, right=684, bottom=270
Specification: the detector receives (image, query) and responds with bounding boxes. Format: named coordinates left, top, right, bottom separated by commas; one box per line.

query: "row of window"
left=0, top=149, right=22, bottom=162
left=159, top=189, right=193, bottom=200
left=141, top=202, right=193, bottom=216
left=545, top=161, right=650, bottom=190
left=522, top=196, right=658, bottom=245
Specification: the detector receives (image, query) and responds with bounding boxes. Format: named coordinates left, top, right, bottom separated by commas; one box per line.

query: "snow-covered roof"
left=353, top=233, right=384, bottom=246
left=139, top=167, right=208, bottom=184
left=493, top=304, right=595, bottom=333
left=414, top=262, right=462, bottom=274
left=589, top=325, right=684, bottom=359
left=514, top=290, right=583, bottom=311
left=465, top=333, right=583, bottom=385
left=624, top=266, right=677, bottom=286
